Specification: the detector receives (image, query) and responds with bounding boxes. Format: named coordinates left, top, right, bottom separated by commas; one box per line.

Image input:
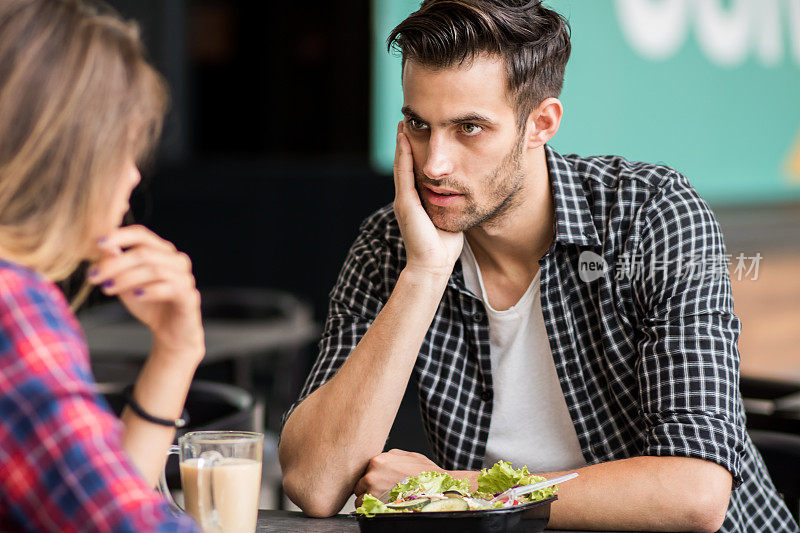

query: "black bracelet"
left=122, top=385, right=189, bottom=429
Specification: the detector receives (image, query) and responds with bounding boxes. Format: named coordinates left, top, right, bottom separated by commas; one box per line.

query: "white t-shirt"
left=460, top=241, right=586, bottom=472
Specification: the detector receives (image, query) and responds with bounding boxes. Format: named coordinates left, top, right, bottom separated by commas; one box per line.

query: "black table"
left=256, top=509, right=641, bottom=533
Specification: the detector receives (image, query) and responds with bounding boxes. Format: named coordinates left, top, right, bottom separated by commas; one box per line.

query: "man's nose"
left=422, top=133, right=454, bottom=180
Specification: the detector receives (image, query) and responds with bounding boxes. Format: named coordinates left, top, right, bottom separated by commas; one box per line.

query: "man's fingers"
left=392, top=120, right=404, bottom=192
left=386, top=448, right=421, bottom=458
left=354, top=477, right=366, bottom=497
left=393, top=121, right=420, bottom=207
left=353, top=476, right=369, bottom=499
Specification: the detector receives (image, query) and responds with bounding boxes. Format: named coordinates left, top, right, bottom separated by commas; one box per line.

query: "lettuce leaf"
left=387, top=471, right=472, bottom=501
left=355, top=494, right=396, bottom=517
left=358, top=463, right=555, bottom=517
left=477, top=461, right=555, bottom=501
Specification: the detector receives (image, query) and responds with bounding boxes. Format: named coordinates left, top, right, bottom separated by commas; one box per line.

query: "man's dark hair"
left=387, top=0, right=571, bottom=129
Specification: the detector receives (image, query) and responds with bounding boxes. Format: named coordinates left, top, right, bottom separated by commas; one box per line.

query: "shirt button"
left=480, top=389, right=492, bottom=402
left=472, top=311, right=484, bottom=323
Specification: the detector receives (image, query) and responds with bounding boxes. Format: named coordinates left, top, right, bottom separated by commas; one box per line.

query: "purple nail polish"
left=88, top=268, right=99, bottom=278
left=101, top=279, right=114, bottom=288
left=134, top=288, right=145, bottom=297
left=97, top=237, right=108, bottom=246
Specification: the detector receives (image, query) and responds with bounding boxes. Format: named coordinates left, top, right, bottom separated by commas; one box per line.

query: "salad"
left=356, top=461, right=558, bottom=517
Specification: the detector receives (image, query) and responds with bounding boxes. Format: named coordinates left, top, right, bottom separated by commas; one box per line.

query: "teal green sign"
left=372, top=0, right=800, bottom=205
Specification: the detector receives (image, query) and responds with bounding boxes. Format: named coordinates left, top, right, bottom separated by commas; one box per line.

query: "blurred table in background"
left=731, top=253, right=800, bottom=382
left=80, top=288, right=318, bottom=387
left=80, top=287, right=319, bottom=438
left=717, top=204, right=800, bottom=383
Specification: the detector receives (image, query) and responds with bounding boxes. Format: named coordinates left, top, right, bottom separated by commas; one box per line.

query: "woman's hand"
left=88, top=225, right=204, bottom=364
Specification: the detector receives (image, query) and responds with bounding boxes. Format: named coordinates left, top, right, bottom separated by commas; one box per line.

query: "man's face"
left=401, top=54, right=527, bottom=233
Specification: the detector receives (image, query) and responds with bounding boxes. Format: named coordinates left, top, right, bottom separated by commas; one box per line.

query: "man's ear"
left=524, top=97, right=563, bottom=149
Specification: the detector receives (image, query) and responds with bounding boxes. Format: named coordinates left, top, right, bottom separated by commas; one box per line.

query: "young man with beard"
left=278, top=1, right=797, bottom=531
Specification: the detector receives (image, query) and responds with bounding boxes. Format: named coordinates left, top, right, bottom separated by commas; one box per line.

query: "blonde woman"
left=0, top=1, right=203, bottom=531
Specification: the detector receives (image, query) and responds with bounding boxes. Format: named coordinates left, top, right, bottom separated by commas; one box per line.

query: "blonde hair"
left=0, top=0, right=167, bottom=281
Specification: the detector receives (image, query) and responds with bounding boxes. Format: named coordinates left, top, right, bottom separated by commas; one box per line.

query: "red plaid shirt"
left=0, top=260, right=199, bottom=532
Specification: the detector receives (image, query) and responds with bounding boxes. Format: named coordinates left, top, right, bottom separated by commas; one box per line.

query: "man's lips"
left=423, top=185, right=464, bottom=207
left=425, top=184, right=461, bottom=195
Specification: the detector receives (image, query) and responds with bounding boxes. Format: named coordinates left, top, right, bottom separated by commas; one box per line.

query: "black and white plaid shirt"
left=283, top=145, right=798, bottom=532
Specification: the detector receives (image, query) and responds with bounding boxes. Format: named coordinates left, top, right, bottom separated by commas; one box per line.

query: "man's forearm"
left=279, top=267, right=450, bottom=517
left=451, top=456, right=731, bottom=532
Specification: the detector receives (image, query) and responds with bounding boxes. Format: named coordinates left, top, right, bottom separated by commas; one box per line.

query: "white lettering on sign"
left=694, top=0, right=751, bottom=67
left=615, top=0, right=800, bottom=67
left=614, top=0, right=690, bottom=60
left=790, top=0, right=800, bottom=62
left=755, top=0, right=783, bottom=66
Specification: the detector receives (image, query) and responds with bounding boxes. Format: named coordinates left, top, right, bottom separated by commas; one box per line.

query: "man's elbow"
left=688, top=495, right=729, bottom=533
left=279, top=420, right=352, bottom=517
left=685, top=479, right=731, bottom=533
left=279, top=440, right=340, bottom=517
left=282, top=470, right=344, bottom=518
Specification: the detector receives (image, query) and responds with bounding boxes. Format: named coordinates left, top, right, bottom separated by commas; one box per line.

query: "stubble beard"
left=416, top=133, right=527, bottom=233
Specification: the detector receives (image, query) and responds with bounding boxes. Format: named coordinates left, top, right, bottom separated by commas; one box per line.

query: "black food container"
left=355, top=496, right=556, bottom=533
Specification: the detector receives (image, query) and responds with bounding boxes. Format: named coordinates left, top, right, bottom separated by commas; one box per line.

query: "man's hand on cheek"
left=393, top=121, right=464, bottom=279
left=353, top=449, right=444, bottom=507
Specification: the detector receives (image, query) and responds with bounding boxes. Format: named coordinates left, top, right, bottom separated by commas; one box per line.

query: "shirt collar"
left=449, top=144, right=601, bottom=292
left=545, top=144, right=601, bottom=248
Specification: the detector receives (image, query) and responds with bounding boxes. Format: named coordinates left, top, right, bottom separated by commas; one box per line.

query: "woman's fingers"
left=96, top=262, right=194, bottom=297
left=88, top=232, right=196, bottom=303
left=118, top=280, right=200, bottom=305
left=91, top=225, right=203, bottom=360
left=89, top=247, right=191, bottom=284
left=98, top=224, right=176, bottom=254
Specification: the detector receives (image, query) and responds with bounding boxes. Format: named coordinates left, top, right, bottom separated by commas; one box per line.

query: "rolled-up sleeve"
left=633, top=176, right=746, bottom=488
left=279, top=228, right=390, bottom=434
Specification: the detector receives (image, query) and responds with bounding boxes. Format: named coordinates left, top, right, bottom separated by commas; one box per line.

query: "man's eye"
left=461, top=123, right=483, bottom=136
left=408, top=118, right=428, bottom=130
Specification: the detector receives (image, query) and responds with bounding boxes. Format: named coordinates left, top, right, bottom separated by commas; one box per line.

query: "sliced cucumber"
left=387, top=498, right=430, bottom=510
left=442, top=490, right=466, bottom=498
left=420, top=498, right=470, bottom=512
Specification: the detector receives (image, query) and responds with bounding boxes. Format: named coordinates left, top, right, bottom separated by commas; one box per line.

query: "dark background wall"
left=109, top=0, right=380, bottom=318
left=135, top=160, right=393, bottom=320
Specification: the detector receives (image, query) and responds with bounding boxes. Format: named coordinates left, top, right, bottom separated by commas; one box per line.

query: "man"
left=278, top=1, right=798, bottom=531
